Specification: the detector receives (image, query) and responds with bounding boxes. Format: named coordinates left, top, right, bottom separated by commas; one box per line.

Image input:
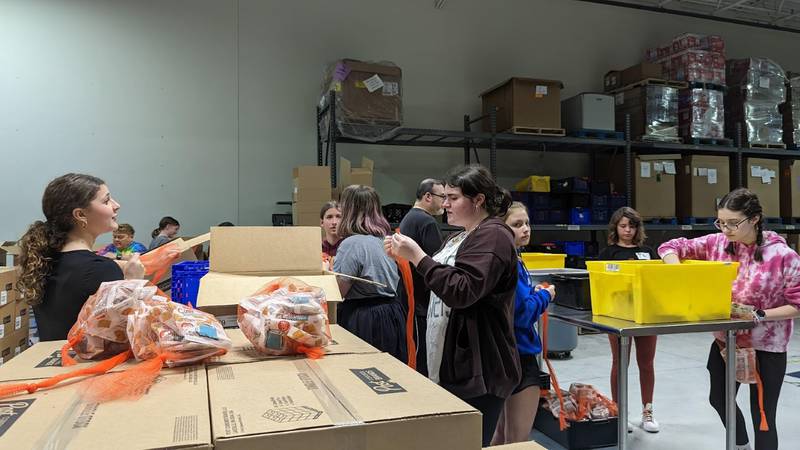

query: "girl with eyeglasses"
left=659, top=188, right=800, bottom=450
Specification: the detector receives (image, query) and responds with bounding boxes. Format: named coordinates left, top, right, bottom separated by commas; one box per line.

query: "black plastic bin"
left=528, top=269, right=592, bottom=311
left=534, top=402, right=618, bottom=450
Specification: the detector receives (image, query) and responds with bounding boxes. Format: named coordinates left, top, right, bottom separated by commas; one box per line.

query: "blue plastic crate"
left=529, top=193, right=550, bottom=210
left=548, top=209, right=568, bottom=225
left=609, top=195, right=627, bottom=210
left=591, top=194, right=608, bottom=208
left=550, top=177, right=590, bottom=194
left=563, top=241, right=586, bottom=256
left=171, top=261, right=210, bottom=307
left=592, top=208, right=612, bottom=224
left=570, top=208, right=591, bottom=225
left=530, top=209, right=549, bottom=224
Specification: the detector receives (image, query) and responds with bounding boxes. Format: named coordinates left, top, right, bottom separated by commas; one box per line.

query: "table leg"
left=618, top=335, right=630, bottom=450
left=725, top=330, right=736, bottom=450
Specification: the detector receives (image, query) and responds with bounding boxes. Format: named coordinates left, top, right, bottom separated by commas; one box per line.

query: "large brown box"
left=293, top=166, right=332, bottom=190
left=0, top=241, right=20, bottom=266
left=480, top=78, right=563, bottom=132
left=738, top=158, right=780, bottom=218
left=0, top=301, right=15, bottom=347
left=323, top=59, right=402, bottom=125
left=676, top=155, right=731, bottom=221
left=0, top=266, right=17, bottom=306
left=208, top=353, right=482, bottom=450
left=599, top=154, right=679, bottom=219
left=0, top=366, right=212, bottom=450
left=780, top=160, right=800, bottom=220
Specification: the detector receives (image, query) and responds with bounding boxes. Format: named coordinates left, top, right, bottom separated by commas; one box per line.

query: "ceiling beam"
left=716, top=0, right=751, bottom=14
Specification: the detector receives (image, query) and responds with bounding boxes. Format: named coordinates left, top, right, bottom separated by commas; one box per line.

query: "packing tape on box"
left=34, top=389, right=87, bottom=449
left=296, top=359, right=363, bottom=426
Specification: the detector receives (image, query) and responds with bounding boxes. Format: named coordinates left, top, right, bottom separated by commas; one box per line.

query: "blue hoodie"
left=514, top=260, right=551, bottom=356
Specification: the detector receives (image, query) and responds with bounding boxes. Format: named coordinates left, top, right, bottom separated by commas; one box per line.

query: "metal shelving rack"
left=316, top=91, right=800, bottom=234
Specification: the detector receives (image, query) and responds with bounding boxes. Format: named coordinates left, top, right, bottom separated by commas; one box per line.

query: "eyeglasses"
left=713, top=217, right=751, bottom=231
left=428, top=193, right=446, bottom=200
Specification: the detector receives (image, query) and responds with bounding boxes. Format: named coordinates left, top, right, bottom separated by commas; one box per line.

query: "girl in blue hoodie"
left=491, top=201, right=555, bottom=445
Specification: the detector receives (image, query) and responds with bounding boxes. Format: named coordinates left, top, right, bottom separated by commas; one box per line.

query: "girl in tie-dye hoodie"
left=658, top=188, right=800, bottom=450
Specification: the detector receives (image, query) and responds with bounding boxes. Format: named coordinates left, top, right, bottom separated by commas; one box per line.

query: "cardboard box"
left=677, top=155, right=731, bottom=220
left=780, top=160, right=800, bottom=219
left=562, top=93, right=615, bottom=132
left=195, top=227, right=342, bottom=324
left=13, top=299, right=29, bottom=336
left=740, top=158, right=780, bottom=218
left=614, top=85, right=679, bottom=140
left=0, top=301, right=14, bottom=344
left=0, top=345, right=11, bottom=366
left=322, top=59, right=402, bottom=125
left=599, top=154, right=679, bottom=218
left=0, top=241, right=20, bottom=267
left=621, top=62, right=664, bottom=86
left=486, top=442, right=547, bottom=450
left=11, top=328, right=29, bottom=357
left=603, top=70, right=622, bottom=92
left=480, top=78, right=564, bottom=132
left=208, top=353, right=481, bottom=450
left=0, top=339, right=138, bottom=383
left=0, top=267, right=17, bottom=306
left=292, top=187, right=332, bottom=204
left=338, top=156, right=374, bottom=188
left=292, top=202, right=323, bottom=227
left=0, top=365, right=212, bottom=450
left=293, top=166, right=332, bottom=190
left=206, top=324, right=378, bottom=366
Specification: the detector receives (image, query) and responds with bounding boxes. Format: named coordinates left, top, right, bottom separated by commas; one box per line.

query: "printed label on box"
left=708, top=168, right=718, bottom=184
left=606, top=263, right=620, bottom=272
left=0, top=291, right=6, bottom=306
left=350, top=367, right=406, bottom=394
left=332, top=61, right=351, bottom=82
left=751, top=166, right=762, bottom=177
left=762, top=173, right=772, bottom=184
left=653, top=162, right=664, bottom=173
left=640, top=162, right=651, bottom=178
left=535, top=85, right=548, bottom=98
left=0, top=399, right=34, bottom=436
left=698, top=168, right=708, bottom=177
left=664, top=162, right=676, bottom=175
left=14, top=317, right=20, bottom=331
left=760, top=77, right=770, bottom=89
left=382, top=81, right=399, bottom=96
left=363, top=74, right=384, bottom=93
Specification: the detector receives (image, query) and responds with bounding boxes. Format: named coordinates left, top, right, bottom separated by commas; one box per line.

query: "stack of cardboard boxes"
left=0, top=267, right=30, bottom=365
left=292, top=166, right=333, bottom=226
left=480, top=78, right=564, bottom=134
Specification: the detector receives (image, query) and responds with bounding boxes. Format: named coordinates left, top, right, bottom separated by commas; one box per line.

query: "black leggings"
left=707, top=342, right=786, bottom=450
left=465, top=394, right=505, bottom=447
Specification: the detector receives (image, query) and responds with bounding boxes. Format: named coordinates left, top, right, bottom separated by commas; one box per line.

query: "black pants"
left=414, top=313, right=428, bottom=377
left=465, top=394, right=505, bottom=447
left=707, top=342, right=786, bottom=450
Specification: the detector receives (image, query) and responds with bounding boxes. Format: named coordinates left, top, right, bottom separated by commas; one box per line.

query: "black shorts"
left=513, top=354, right=543, bottom=394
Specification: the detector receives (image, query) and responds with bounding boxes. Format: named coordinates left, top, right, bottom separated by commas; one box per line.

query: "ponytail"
left=19, top=221, right=70, bottom=305
left=490, top=187, right=513, bottom=218
left=151, top=228, right=161, bottom=239
left=754, top=220, right=764, bottom=262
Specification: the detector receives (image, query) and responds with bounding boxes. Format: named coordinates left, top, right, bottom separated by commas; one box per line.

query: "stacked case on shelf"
left=614, top=85, right=679, bottom=142
left=782, top=75, right=800, bottom=148
left=726, top=58, right=787, bottom=147
left=647, top=33, right=727, bottom=142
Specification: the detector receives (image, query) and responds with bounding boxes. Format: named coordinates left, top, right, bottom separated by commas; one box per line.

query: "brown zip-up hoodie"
left=416, top=217, right=521, bottom=399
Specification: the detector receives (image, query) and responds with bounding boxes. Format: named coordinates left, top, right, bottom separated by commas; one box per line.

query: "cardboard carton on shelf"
left=480, top=78, right=564, bottom=132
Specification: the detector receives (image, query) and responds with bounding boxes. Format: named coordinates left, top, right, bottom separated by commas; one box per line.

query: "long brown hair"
left=607, top=207, right=647, bottom=246
left=151, top=216, right=179, bottom=238
left=337, top=185, right=391, bottom=239
left=19, top=174, right=106, bottom=305
left=717, top=188, right=764, bottom=262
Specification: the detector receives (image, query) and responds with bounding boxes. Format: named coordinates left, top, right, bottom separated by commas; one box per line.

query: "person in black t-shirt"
left=598, top=207, right=660, bottom=433
left=398, top=178, right=445, bottom=377
left=18, top=174, right=145, bottom=341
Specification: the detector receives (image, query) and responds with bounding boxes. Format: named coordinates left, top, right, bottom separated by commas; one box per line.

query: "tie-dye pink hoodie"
left=658, top=231, right=800, bottom=352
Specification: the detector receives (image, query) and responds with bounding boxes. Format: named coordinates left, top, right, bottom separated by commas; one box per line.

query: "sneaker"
left=641, top=403, right=660, bottom=433
left=735, top=444, right=752, bottom=450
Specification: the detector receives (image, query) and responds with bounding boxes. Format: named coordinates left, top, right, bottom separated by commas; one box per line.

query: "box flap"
left=196, top=272, right=341, bottom=316
left=0, top=366, right=211, bottom=450
left=206, top=324, right=378, bottom=366
left=360, top=156, right=374, bottom=172
left=209, top=227, right=322, bottom=274
left=208, top=353, right=477, bottom=440
left=338, top=157, right=353, bottom=187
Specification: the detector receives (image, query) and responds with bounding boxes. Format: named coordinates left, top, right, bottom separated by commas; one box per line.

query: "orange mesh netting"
left=140, top=241, right=182, bottom=284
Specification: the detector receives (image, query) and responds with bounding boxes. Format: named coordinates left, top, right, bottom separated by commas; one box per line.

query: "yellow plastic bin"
left=586, top=260, right=738, bottom=324
left=514, top=176, right=551, bottom=192
left=521, top=253, right=566, bottom=269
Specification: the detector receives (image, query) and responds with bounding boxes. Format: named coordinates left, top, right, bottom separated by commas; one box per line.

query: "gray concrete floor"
left=527, top=321, right=800, bottom=449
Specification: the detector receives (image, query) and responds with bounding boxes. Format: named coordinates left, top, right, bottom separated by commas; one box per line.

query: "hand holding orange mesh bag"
left=238, top=277, right=331, bottom=359
left=62, top=279, right=158, bottom=365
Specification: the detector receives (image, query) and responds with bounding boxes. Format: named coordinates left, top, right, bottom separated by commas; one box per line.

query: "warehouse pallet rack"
left=316, top=91, right=800, bottom=235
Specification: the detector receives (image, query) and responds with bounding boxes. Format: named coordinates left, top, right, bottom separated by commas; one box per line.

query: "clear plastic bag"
left=127, top=297, right=231, bottom=367
left=238, top=277, right=331, bottom=358
left=645, top=86, right=679, bottom=138
left=65, top=280, right=157, bottom=362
